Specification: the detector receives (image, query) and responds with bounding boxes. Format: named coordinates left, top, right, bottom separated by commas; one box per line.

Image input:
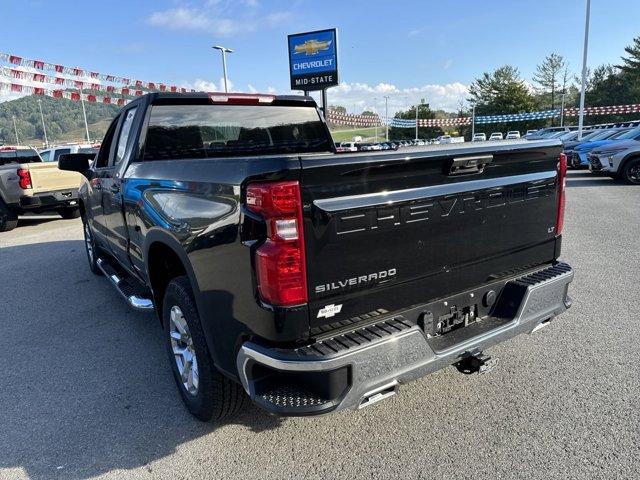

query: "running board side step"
left=96, top=258, right=154, bottom=311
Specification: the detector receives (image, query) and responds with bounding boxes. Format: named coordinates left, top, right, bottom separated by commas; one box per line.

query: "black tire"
left=162, top=276, right=246, bottom=421
left=82, top=218, right=102, bottom=275
left=0, top=200, right=18, bottom=232
left=620, top=157, right=640, bottom=185
left=59, top=208, right=81, bottom=219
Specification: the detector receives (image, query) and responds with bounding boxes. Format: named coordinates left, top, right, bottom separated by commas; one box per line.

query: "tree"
left=468, top=65, right=539, bottom=134
left=329, top=105, right=346, bottom=114
left=618, top=35, right=640, bottom=76
left=533, top=53, right=566, bottom=111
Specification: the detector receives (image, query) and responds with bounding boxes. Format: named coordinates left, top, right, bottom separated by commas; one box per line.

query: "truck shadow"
left=565, top=170, right=617, bottom=188
left=17, top=214, right=63, bottom=227
left=0, top=240, right=283, bottom=480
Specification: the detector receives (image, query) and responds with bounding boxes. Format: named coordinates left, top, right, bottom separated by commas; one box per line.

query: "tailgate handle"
left=449, top=154, right=493, bottom=175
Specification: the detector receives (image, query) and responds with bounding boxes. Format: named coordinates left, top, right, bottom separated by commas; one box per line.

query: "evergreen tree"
left=533, top=53, right=566, bottom=110
left=618, top=35, right=640, bottom=76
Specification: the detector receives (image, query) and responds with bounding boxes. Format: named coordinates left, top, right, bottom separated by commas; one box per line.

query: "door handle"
left=448, top=155, right=494, bottom=176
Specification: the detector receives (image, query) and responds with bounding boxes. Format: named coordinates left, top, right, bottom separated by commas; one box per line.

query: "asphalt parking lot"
left=0, top=170, right=638, bottom=480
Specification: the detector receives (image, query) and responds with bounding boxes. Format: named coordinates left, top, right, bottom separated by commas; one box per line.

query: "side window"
left=40, top=151, right=51, bottom=162
left=113, top=107, right=138, bottom=166
left=53, top=148, right=71, bottom=162
left=95, top=115, right=120, bottom=169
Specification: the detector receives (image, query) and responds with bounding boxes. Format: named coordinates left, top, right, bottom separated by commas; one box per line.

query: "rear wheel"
left=163, top=276, right=246, bottom=421
left=82, top=219, right=101, bottom=275
left=621, top=158, right=640, bottom=185
left=59, top=208, right=81, bottom=219
left=0, top=200, right=18, bottom=232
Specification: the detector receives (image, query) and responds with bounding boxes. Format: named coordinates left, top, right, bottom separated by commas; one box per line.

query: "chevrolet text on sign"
left=288, top=28, right=338, bottom=91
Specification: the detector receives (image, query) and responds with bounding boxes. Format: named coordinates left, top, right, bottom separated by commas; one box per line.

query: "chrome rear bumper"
left=237, top=262, right=573, bottom=416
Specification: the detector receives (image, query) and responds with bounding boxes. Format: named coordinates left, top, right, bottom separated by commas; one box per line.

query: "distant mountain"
left=0, top=95, right=119, bottom=146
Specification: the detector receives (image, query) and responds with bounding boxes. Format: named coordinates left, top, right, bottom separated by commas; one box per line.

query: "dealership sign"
left=288, top=29, right=338, bottom=91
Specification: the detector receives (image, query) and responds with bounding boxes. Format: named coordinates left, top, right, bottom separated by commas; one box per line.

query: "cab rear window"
left=142, top=104, right=332, bottom=160
left=0, top=149, right=42, bottom=165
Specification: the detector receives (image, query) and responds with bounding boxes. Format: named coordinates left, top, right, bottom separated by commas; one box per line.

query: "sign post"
left=288, top=28, right=339, bottom=119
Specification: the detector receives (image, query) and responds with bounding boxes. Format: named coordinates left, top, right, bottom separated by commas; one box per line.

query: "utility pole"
left=384, top=95, right=389, bottom=141
left=373, top=97, right=378, bottom=142
left=213, top=45, right=233, bottom=93
left=471, top=105, right=476, bottom=138
left=12, top=115, right=19, bottom=145
left=578, top=0, right=591, bottom=139
left=79, top=90, right=91, bottom=143
left=38, top=99, right=49, bottom=147
left=560, top=93, right=566, bottom=127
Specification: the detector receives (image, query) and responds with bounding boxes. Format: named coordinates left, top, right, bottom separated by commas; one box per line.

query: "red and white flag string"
left=0, top=67, right=188, bottom=96
left=0, top=78, right=132, bottom=106
left=0, top=51, right=191, bottom=92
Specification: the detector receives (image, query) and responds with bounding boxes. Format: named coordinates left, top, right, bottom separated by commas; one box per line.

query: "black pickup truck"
left=59, top=92, right=573, bottom=420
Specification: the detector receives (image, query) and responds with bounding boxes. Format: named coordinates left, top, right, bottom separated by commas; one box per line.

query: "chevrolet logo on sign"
left=294, top=39, right=332, bottom=56
left=288, top=28, right=338, bottom=91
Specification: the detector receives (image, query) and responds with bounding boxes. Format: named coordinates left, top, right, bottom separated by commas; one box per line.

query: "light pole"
left=373, top=97, right=378, bottom=142
left=38, top=99, right=49, bottom=147
left=560, top=92, right=566, bottom=127
left=213, top=45, right=233, bottom=93
left=578, top=0, right=591, bottom=139
left=12, top=115, right=19, bottom=145
left=79, top=90, right=91, bottom=143
left=384, top=95, right=389, bottom=141
left=471, top=105, right=476, bottom=139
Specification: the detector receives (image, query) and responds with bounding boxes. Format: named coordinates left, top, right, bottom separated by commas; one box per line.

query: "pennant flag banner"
left=326, top=110, right=382, bottom=127
left=564, top=103, right=640, bottom=116
left=0, top=78, right=132, bottom=106
left=0, top=69, right=166, bottom=97
left=388, top=117, right=471, bottom=128
left=474, top=109, right=560, bottom=124
left=0, top=51, right=191, bottom=93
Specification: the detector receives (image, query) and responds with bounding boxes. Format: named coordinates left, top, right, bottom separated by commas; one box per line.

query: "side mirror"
left=58, top=153, right=94, bottom=174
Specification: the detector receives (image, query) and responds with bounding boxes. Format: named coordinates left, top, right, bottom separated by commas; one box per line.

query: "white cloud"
left=147, top=2, right=291, bottom=36
left=407, top=28, right=422, bottom=37
left=326, top=81, right=469, bottom=115
left=148, top=8, right=212, bottom=31
left=443, top=59, right=453, bottom=70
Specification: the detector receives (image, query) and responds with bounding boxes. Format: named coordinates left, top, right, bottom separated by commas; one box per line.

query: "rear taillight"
left=246, top=181, right=307, bottom=306
left=556, top=153, right=567, bottom=235
left=17, top=168, right=32, bottom=189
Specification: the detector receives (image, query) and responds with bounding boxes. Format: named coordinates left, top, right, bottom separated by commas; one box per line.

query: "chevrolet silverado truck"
left=0, top=146, right=83, bottom=231
left=59, top=92, right=573, bottom=421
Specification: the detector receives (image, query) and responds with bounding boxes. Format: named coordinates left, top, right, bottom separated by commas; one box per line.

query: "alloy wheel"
left=169, top=305, right=199, bottom=395
left=84, top=222, right=94, bottom=264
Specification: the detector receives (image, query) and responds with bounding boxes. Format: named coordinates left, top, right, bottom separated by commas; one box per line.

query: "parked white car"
left=489, top=132, right=504, bottom=141
left=506, top=131, right=521, bottom=140
left=39, top=144, right=98, bottom=163
left=340, top=142, right=358, bottom=152
left=472, top=133, right=486, bottom=142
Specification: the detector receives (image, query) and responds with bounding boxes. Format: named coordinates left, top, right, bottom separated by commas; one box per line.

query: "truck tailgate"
left=27, top=162, right=82, bottom=194
left=300, top=140, right=563, bottom=329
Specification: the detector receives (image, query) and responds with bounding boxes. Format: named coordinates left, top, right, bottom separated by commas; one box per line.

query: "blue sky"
left=1, top=0, right=639, bottom=113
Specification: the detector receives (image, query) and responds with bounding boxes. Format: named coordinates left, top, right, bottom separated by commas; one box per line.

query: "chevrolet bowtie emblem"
left=294, top=39, right=332, bottom=55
